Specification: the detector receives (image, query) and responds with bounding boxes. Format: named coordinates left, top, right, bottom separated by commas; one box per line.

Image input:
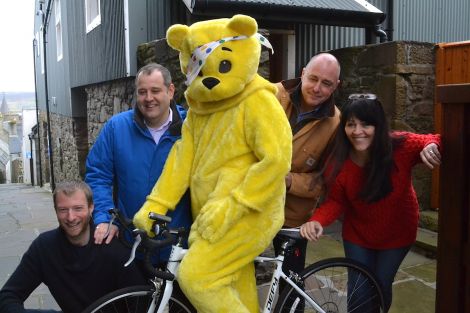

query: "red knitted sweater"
left=310, top=132, right=441, bottom=249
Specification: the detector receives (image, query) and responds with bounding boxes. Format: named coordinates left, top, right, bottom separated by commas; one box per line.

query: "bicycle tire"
left=274, top=257, right=385, bottom=313
left=83, top=284, right=195, bottom=313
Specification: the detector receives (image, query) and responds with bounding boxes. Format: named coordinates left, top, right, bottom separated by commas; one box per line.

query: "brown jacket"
left=275, top=78, right=340, bottom=227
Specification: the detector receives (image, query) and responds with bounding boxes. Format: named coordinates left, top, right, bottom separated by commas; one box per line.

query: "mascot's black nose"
left=202, top=77, right=220, bottom=90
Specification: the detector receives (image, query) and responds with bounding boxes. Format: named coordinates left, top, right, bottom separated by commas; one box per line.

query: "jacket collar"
left=133, top=100, right=183, bottom=136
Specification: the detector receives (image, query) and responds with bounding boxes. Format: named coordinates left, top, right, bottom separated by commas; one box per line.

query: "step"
left=413, top=227, right=438, bottom=259
left=419, top=210, right=438, bottom=232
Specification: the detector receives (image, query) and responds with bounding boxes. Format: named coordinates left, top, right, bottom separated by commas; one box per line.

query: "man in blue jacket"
left=85, top=63, right=191, bottom=265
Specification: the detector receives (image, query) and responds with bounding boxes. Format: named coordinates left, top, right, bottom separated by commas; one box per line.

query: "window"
left=55, top=0, right=63, bottom=60
left=85, top=0, right=101, bottom=33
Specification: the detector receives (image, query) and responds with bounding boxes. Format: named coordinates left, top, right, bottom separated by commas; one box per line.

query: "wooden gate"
left=433, top=41, right=470, bottom=207
left=435, top=41, right=470, bottom=313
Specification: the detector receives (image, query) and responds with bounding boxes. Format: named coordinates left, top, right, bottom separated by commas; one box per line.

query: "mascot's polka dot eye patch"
left=185, top=33, right=274, bottom=86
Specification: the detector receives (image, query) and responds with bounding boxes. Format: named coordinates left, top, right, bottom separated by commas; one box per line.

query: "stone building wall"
left=35, top=79, right=134, bottom=187
left=331, top=41, right=437, bottom=210
left=86, top=79, right=135, bottom=146
left=11, top=158, right=23, bottom=183
left=37, top=111, right=50, bottom=185
left=37, top=111, right=88, bottom=184
left=40, top=112, right=81, bottom=183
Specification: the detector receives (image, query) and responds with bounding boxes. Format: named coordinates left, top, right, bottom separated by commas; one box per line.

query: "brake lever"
left=124, top=233, right=142, bottom=267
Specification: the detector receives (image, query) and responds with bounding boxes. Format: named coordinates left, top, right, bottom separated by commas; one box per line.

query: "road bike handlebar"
left=107, top=208, right=185, bottom=281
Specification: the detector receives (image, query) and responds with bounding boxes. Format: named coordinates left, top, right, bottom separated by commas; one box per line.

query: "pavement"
left=0, top=183, right=437, bottom=312
left=0, top=183, right=60, bottom=310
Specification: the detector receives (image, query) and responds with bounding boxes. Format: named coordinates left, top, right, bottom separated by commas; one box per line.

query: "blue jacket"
left=85, top=101, right=191, bottom=263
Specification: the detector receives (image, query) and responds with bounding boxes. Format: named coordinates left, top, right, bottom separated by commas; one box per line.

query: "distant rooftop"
left=1, top=93, right=8, bottom=114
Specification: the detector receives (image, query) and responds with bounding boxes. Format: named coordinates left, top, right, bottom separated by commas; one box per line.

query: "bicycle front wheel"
left=275, top=257, right=385, bottom=313
left=83, top=284, right=194, bottom=313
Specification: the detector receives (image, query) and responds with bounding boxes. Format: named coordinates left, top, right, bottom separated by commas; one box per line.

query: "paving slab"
left=390, top=279, right=436, bottom=313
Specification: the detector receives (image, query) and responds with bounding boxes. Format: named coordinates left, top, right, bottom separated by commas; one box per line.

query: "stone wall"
left=11, top=158, right=23, bottom=183
left=38, top=111, right=50, bottom=185
left=37, top=111, right=88, bottom=184
left=50, top=112, right=81, bottom=182
left=331, top=41, right=437, bottom=210
left=86, top=79, right=135, bottom=146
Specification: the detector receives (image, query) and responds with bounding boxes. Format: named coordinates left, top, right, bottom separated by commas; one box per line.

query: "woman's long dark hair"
left=321, top=97, right=404, bottom=203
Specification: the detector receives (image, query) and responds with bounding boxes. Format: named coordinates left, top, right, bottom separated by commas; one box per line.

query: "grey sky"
left=0, top=0, right=35, bottom=93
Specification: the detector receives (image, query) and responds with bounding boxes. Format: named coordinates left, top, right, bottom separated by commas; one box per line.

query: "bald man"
left=274, top=53, right=341, bottom=287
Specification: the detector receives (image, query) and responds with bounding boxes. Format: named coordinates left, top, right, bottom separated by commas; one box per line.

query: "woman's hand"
left=300, top=220, right=323, bottom=241
left=420, top=143, right=441, bottom=169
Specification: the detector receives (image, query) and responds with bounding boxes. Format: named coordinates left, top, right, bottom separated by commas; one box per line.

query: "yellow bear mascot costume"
left=134, top=14, right=292, bottom=313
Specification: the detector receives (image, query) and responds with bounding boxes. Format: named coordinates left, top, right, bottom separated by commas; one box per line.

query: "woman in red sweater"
left=300, top=94, right=441, bottom=312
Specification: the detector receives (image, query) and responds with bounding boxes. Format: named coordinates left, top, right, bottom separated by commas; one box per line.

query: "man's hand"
left=300, top=220, right=323, bottom=241
left=94, top=223, right=119, bottom=244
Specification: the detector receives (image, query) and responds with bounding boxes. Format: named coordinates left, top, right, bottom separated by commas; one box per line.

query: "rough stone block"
left=357, top=41, right=397, bottom=69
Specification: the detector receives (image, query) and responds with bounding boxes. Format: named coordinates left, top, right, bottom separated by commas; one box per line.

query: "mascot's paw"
left=133, top=200, right=168, bottom=237
left=195, top=197, right=247, bottom=243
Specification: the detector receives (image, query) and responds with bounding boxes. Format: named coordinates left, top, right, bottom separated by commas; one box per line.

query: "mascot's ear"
left=228, top=14, right=257, bottom=37
left=166, top=24, right=190, bottom=51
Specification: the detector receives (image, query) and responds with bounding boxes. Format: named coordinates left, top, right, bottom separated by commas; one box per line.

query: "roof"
left=181, top=0, right=385, bottom=28
left=1, top=94, right=8, bottom=114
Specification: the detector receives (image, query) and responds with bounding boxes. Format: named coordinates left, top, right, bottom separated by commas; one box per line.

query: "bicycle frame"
left=105, top=212, right=382, bottom=313
left=153, top=240, right=327, bottom=313
left=257, top=254, right=326, bottom=313
left=154, top=244, right=188, bottom=313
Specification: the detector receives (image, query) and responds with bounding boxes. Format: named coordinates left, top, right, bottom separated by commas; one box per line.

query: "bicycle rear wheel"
left=274, top=257, right=385, bottom=313
left=83, top=284, right=194, bottom=313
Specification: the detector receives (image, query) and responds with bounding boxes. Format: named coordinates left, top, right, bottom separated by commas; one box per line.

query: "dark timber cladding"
left=68, top=0, right=126, bottom=87
left=182, top=0, right=385, bottom=28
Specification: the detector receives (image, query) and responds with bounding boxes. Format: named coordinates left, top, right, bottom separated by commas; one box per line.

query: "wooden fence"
left=435, top=41, right=470, bottom=313
left=433, top=41, right=470, bottom=207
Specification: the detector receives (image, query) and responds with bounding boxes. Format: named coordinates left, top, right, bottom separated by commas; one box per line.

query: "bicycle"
left=83, top=209, right=385, bottom=313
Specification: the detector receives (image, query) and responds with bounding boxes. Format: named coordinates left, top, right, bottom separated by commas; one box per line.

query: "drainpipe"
left=28, top=134, right=35, bottom=186
left=386, top=0, right=394, bottom=41
left=40, top=0, right=56, bottom=190
left=32, top=38, right=43, bottom=186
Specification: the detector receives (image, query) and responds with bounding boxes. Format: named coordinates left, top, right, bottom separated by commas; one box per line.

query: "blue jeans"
left=343, top=240, right=411, bottom=312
